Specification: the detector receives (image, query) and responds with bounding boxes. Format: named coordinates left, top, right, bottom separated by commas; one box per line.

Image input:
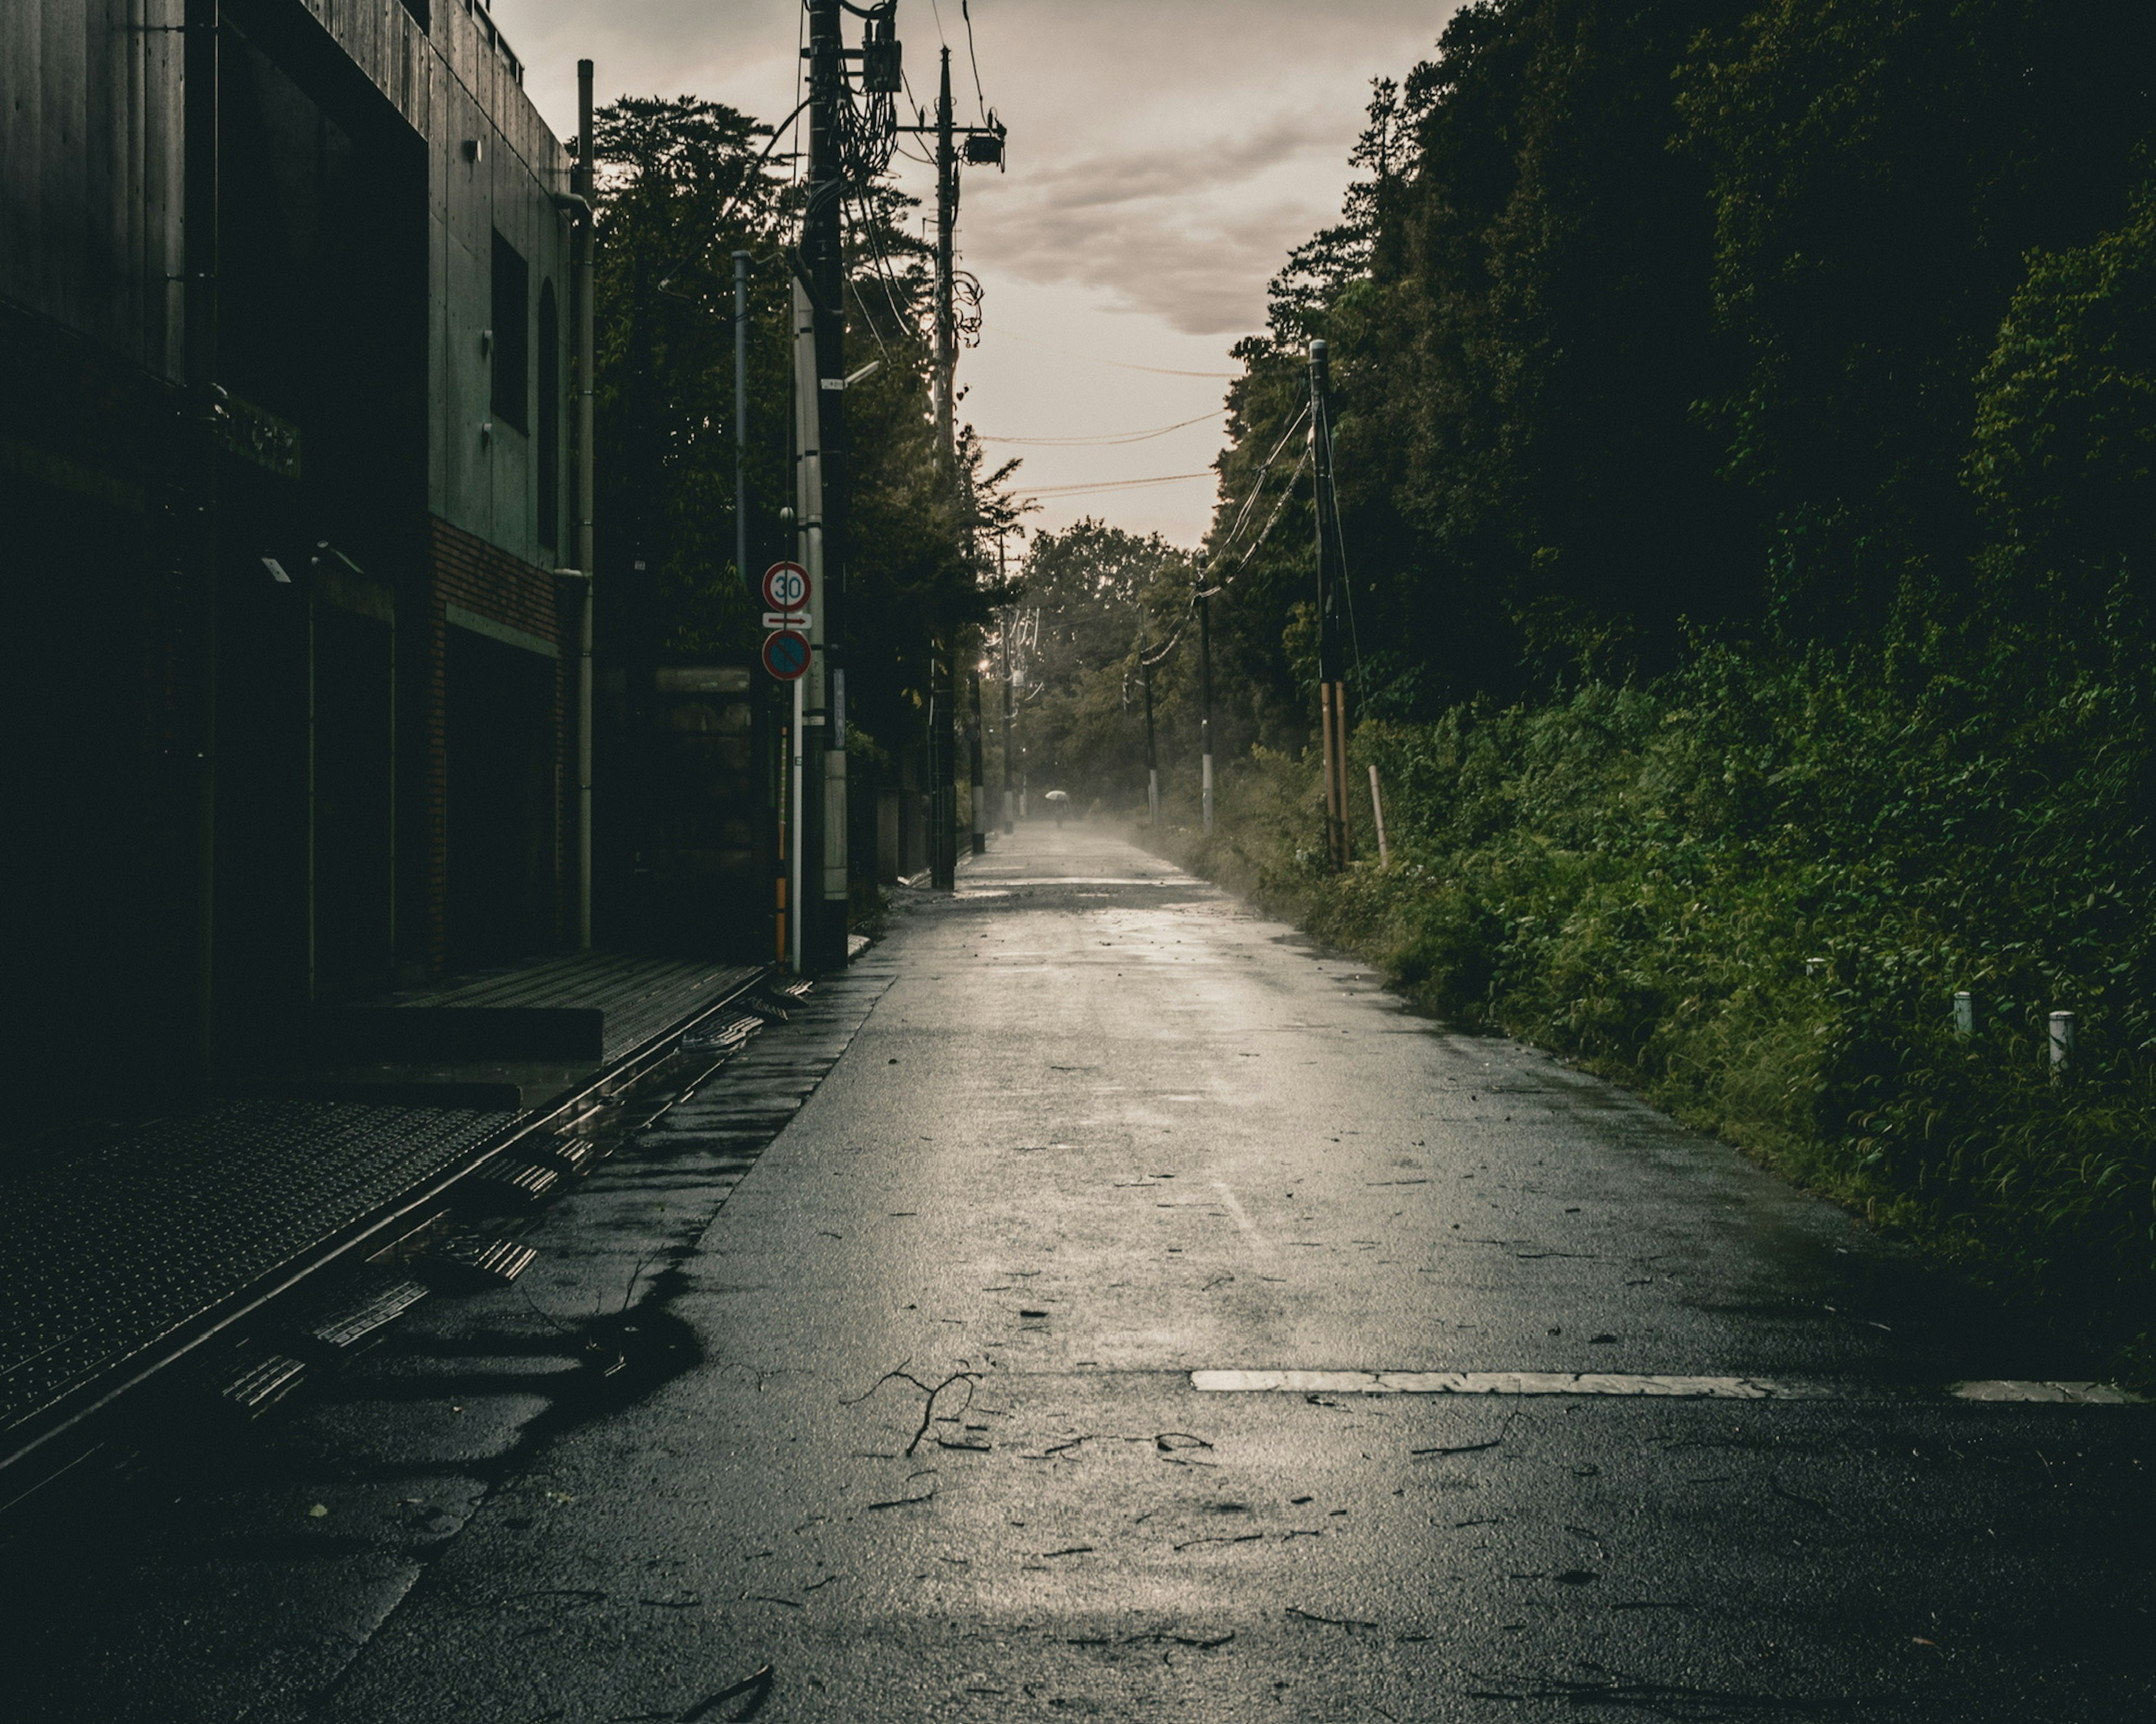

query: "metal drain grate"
left=420, top=1235, right=537, bottom=1286
left=294, top=1275, right=429, bottom=1355
left=684, top=1013, right=763, bottom=1055
left=459, top=1160, right=561, bottom=1210
left=542, top=1138, right=600, bottom=1178
left=213, top=1352, right=309, bottom=1415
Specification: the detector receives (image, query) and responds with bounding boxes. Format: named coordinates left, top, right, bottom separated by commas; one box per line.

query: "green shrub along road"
left=1154, top=646, right=2155, bottom=1381
left=1016, top=6, right=2156, bottom=1386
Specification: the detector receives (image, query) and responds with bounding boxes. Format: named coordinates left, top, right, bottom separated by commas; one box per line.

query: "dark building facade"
left=2, top=0, right=583, bottom=1110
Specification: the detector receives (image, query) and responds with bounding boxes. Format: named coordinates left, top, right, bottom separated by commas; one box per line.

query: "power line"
left=979, top=410, right=1221, bottom=447
left=982, top=323, right=1236, bottom=378
left=1025, top=470, right=1216, bottom=497
left=960, top=0, right=988, bottom=122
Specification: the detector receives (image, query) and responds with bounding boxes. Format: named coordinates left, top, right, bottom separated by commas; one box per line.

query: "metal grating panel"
left=297, top=1277, right=430, bottom=1354
left=0, top=1102, right=513, bottom=1436
left=420, top=1235, right=537, bottom=1286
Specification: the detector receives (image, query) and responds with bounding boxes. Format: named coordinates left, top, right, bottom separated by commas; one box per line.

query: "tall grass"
left=1161, top=651, right=2156, bottom=1376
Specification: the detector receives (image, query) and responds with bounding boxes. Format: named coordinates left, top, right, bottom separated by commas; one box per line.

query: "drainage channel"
left=0, top=964, right=792, bottom=1499
left=2, top=958, right=898, bottom=1723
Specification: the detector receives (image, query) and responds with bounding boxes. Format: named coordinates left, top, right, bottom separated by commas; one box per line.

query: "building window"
left=538, top=279, right=560, bottom=549
left=491, top=229, right=529, bottom=433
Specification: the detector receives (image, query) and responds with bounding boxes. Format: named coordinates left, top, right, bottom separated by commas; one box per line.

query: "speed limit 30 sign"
left=761, top=561, right=811, bottom=614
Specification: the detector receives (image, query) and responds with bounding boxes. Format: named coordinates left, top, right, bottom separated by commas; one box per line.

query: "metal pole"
left=1310, top=338, right=1349, bottom=868
left=929, top=648, right=955, bottom=888
left=999, top=572, right=1015, bottom=835
left=791, top=277, right=823, bottom=971
left=1368, top=762, right=1390, bottom=866
left=572, top=59, right=597, bottom=949
left=804, top=0, right=848, bottom=966
left=1142, top=639, right=1159, bottom=827
left=1198, top=589, right=1214, bottom=833
left=969, top=666, right=986, bottom=854
left=934, top=48, right=956, bottom=464
left=733, top=250, right=750, bottom=593
left=182, top=0, right=220, bottom=1077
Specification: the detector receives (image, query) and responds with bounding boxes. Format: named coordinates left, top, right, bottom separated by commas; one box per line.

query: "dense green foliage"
left=591, top=96, right=1013, bottom=801
left=1015, top=3, right=2156, bottom=1360
left=997, top=521, right=1197, bottom=805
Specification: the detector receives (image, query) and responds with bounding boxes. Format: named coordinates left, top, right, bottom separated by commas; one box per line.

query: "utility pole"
left=899, top=53, right=1004, bottom=884
left=182, top=0, right=220, bottom=1078
left=1198, top=588, right=1215, bottom=833
left=929, top=645, right=957, bottom=888
left=931, top=49, right=961, bottom=887
left=969, top=666, right=987, bottom=854
left=797, top=0, right=849, bottom=967
left=570, top=61, right=597, bottom=949
left=933, top=47, right=957, bottom=462
left=733, top=249, right=751, bottom=594
left=1310, top=338, right=1351, bottom=870
left=1141, top=637, right=1159, bottom=827
left=999, top=591, right=1016, bottom=834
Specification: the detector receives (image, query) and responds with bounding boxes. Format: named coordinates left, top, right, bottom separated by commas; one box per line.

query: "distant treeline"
left=1024, top=2, right=2156, bottom=1365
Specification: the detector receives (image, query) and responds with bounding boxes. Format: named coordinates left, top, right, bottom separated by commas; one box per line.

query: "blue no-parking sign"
left=762, top=629, right=811, bottom=681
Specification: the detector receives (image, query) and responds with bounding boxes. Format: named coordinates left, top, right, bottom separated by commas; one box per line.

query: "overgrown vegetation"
left=1012, top=2, right=2156, bottom=1366
left=590, top=95, right=1017, bottom=882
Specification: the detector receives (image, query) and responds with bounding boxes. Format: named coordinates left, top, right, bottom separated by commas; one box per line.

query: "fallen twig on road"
left=1285, top=1606, right=1380, bottom=1631
left=677, top=1663, right=773, bottom=1721
left=840, top=1365, right=983, bottom=1457
left=864, top=1470, right=939, bottom=1511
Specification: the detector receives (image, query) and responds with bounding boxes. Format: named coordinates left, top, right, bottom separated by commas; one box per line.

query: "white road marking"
left=1191, top=1370, right=2146, bottom=1403
left=1950, top=1380, right=2143, bottom=1404
left=1194, top=1369, right=1826, bottom=1399
left=1211, top=1182, right=1272, bottom=1257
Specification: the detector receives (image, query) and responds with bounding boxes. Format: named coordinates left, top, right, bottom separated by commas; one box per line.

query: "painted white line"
left=1211, top=1182, right=1272, bottom=1257
left=1191, top=1369, right=1826, bottom=1400
left=1191, top=1370, right=2146, bottom=1404
left=1950, top=1380, right=2143, bottom=1405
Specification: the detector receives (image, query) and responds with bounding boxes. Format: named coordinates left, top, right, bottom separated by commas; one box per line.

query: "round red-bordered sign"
left=762, top=628, right=811, bottom=681
left=761, top=561, right=811, bottom=614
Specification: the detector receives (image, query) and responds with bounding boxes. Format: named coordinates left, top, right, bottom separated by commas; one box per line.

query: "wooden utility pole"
left=1310, top=339, right=1351, bottom=869
left=1142, top=637, right=1159, bottom=827
left=1198, top=589, right=1215, bottom=833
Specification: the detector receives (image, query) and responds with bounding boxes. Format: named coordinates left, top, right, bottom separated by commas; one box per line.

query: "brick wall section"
left=423, top=515, right=568, bottom=973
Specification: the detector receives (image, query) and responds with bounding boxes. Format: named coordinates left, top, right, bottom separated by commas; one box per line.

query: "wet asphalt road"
left=7, top=824, right=2152, bottom=1721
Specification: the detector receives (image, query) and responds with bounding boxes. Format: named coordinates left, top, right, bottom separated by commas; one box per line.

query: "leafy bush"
left=1165, top=645, right=2156, bottom=1373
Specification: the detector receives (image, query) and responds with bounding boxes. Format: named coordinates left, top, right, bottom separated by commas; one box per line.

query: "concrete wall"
left=0, top=0, right=187, bottom=384
left=1, top=0, right=574, bottom=566
left=284, top=0, right=573, bottom=567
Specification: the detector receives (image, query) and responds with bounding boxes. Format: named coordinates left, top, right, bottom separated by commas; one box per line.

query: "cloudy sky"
left=495, top=1, right=1457, bottom=547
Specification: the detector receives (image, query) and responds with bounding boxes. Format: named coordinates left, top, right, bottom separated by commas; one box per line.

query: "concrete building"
left=1, top=0, right=588, bottom=1108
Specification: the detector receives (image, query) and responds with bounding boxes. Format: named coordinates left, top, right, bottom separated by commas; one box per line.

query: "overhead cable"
left=979, top=411, right=1222, bottom=447
left=983, top=324, right=1236, bottom=379
left=1024, top=470, right=1216, bottom=497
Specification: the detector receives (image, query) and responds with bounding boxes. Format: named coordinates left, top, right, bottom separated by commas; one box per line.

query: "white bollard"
left=1953, top=991, right=1974, bottom=1037
left=2048, top=1010, right=2075, bottom=1077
